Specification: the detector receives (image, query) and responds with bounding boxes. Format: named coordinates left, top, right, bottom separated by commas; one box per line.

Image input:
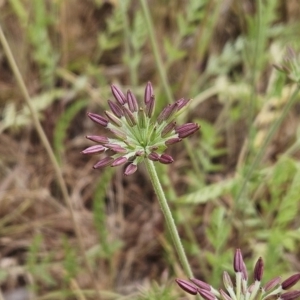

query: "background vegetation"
left=0, top=0, right=300, bottom=299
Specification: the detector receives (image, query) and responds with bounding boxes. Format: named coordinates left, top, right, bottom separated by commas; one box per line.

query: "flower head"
left=274, top=47, right=300, bottom=83
left=82, top=82, right=199, bottom=175
left=176, top=249, right=300, bottom=300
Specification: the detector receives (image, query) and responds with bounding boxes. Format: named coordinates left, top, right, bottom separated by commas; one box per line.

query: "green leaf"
left=177, top=177, right=236, bottom=204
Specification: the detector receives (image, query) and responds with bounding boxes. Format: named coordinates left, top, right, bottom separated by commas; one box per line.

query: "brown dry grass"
left=1, top=0, right=300, bottom=299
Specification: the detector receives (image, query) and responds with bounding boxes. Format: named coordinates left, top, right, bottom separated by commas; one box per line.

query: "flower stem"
left=144, top=159, right=193, bottom=278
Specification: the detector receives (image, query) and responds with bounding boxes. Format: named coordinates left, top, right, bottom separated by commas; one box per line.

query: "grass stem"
left=235, top=85, right=300, bottom=207
left=0, top=25, right=102, bottom=300
left=139, top=0, right=173, bottom=104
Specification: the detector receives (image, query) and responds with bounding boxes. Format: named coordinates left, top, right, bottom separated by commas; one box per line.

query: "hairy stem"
left=144, top=159, right=193, bottom=278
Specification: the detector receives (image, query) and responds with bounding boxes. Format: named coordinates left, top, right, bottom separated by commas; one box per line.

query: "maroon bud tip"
left=175, top=123, right=200, bottom=138
left=144, top=81, right=154, bottom=104
left=263, top=277, right=281, bottom=292
left=190, top=278, right=211, bottom=291
left=282, top=274, right=300, bottom=290
left=159, top=154, right=174, bottom=164
left=198, top=288, right=216, bottom=300
left=254, top=257, right=264, bottom=281
left=111, top=157, right=128, bottom=167
left=123, top=106, right=137, bottom=127
left=93, top=157, right=114, bottom=169
left=135, top=150, right=145, bottom=156
left=105, top=111, right=122, bottom=127
left=86, top=135, right=109, bottom=144
left=145, top=95, right=155, bottom=118
left=81, top=145, right=106, bottom=155
left=109, top=128, right=127, bottom=140
left=105, top=143, right=127, bottom=153
left=176, top=98, right=190, bottom=110
left=234, top=249, right=244, bottom=273
left=87, top=112, right=108, bottom=127
left=108, top=100, right=123, bottom=118
left=281, top=290, right=300, bottom=300
left=242, top=261, right=248, bottom=280
left=161, top=121, right=176, bottom=138
left=223, top=271, right=233, bottom=289
left=148, top=152, right=160, bottom=162
left=127, top=90, right=138, bottom=112
left=111, top=85, right=126, bottom=105
left=220, top=289, right=232, bottom=300
left=165, top=137, right=182, bottom=145
left=175, top=279, right=198, bottom=295
left=124, top=163, right=137, bottom=176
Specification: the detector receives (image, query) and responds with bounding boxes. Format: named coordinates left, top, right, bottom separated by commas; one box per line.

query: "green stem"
left=139, top=0, right=173, bottom=104
left=144, top=159, right=193, bottom=278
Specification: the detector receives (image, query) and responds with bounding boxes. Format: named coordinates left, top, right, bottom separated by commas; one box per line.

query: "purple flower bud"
left=138, top=108, right=146, bottom=128
left=86, top=135, right=109, bottom=144
left=161, top=122, right=176, bottom=138
left=280, top=290, right=300, bottom=300
left=127, top=90, right=138, bottom=112
left=263, top=277, right=281, bottom=292
left=156, top=103, right=178, bottom=124
left=242, top=261, right=248, bottom=280
left=148, top=152, right=160, bottom=161
left=282, top=274, right=300, bottom=290
left=144, top=81, right=153, bottom=104
left=157, top=103, right=179, bottom=124
left=254, top=257, right=264, bottom=281
left=175, top=279, right=198, bottom=295
left=159, top=153, right=174, bottom=164
left=111, top=85, right=126, bottom=105
left=176, top=98, right=190, bottom=110
left=105, top=111, right=122, bottom=127
left=105, top=144, right=127, bottom=153
left=223, top=271, right=233, bottom=289
left=111, top=157, right=128, bottom=167
left=220, top=289, right=232, bottom=300
left=109, top=128, right=127, bottom=140
left=81, top=145, right=106, bottom=154
left=145, top=95, right=155, bottom=118
left=108, top=100, right=123, bottom=118
left=287, top=46, right=296, bottom=59
left=175, top=123, right=200, bottom=138
left=123, top=106, right=137, bottom=127
left=190, top=278, right=211, bottom=291
left=87, top=112, right=108, bottom=127
left=198, top=288, right=216, bottom=300
left=165, top=137, right=182, bottom=145
left=234, top=249, right=244, bottom=273
left=93, top=157, right=114, bottom=169
left=124, top=163, right=137, bottom=176
left=135, top=150, right=145, bottom=156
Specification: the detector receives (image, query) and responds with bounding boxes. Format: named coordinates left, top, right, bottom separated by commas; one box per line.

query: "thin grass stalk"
left=139, top=0, right=173, bottom=104
left=120, top=0, right=138, bottom=86
left=144, top=159, right=193, bottom=278
left=0, top=25, right=102, bottom=300
left=235, top=85, right=300, bottom=207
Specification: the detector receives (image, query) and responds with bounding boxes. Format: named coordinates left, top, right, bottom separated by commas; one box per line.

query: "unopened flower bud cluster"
left=176, top=249, right=300, bottom=300
left=82, top=82, right=199, bottom=175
